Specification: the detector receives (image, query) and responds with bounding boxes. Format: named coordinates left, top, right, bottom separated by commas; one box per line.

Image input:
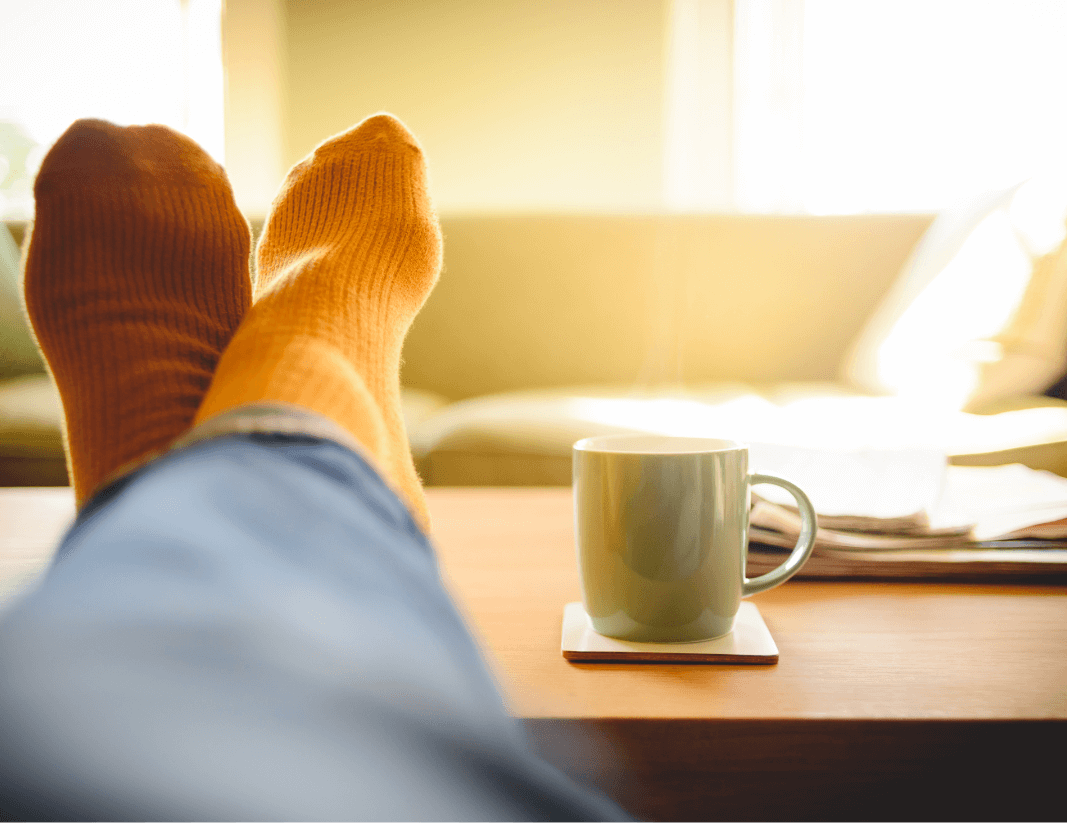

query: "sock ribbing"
left=195, top=114, right=442, bottom=528
left=23, top=119, right=252, bottom=506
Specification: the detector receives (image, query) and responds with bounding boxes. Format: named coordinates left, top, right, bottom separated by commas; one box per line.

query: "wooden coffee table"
left=1, top=486, right=1064, bottom=821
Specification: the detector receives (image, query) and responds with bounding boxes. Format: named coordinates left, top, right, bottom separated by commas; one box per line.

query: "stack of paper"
left=744, top=444, right=1066, bottom=580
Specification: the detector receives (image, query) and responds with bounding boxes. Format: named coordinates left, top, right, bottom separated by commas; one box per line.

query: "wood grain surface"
left=425, top=486, right=1066, bottom=721
left=421, top=487, right=1066, bottom=821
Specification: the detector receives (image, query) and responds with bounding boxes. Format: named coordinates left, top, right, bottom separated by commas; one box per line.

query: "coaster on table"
left=561, top=601, right=778, bottom=663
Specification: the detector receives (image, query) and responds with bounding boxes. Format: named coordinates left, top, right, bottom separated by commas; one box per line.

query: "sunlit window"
left=0, top=0, right=222, bottom=220
left=668, top=0, right=1066, bottom=213
left=800, top=0, right=1066, bottom=214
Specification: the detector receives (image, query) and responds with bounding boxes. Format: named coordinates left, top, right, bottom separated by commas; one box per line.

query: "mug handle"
left=742, top=473, right=817, bottom=597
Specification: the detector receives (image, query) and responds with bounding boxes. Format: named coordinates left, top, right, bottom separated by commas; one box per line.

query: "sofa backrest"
left=402, top=214, right=933, bottom=401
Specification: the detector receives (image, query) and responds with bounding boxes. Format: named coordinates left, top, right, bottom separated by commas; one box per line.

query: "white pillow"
left=839, top=177, right=1067, bottom=410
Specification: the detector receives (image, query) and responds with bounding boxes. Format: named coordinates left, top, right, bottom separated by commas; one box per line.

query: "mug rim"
left=573, top=434, right=745, bottom=454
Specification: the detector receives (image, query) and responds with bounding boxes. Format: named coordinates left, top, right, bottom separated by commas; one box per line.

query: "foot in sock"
left=22, top=119, right=252, bottom=507
left=194, top=113, right=443, bottom=528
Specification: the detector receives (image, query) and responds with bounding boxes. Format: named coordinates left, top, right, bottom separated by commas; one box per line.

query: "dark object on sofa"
left=1045, top=372, right=1067, bottom=400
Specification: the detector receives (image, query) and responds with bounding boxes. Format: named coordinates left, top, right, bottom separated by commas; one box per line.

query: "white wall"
left=221, top=0, right=289, bottom=217
left=226, top=0, right=677, bottom=216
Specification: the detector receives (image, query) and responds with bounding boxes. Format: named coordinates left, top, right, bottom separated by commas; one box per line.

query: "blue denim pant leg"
left=0, top=433, right=625, bottom=821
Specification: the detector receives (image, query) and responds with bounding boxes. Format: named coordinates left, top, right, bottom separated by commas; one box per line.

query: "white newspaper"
left=746, top=443, right=1066, bottom=547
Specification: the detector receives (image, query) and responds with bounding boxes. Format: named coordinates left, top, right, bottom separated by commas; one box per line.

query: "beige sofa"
left=3, top=195, right=1066, bottom=488
left=401, top=207, right=1066, bottom=484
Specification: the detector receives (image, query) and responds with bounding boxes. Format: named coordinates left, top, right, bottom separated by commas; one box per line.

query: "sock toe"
left=35, top=119, right=228, bottom=192
left=348, top=112, right=422, bottom=150
left=312, top=113, right=425, bottom=161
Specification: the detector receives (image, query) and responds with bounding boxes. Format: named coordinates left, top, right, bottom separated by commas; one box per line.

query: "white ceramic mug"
left=573, top=435, right=816, bottom=642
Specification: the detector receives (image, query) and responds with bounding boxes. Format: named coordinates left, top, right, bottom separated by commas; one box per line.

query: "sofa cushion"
left=414, top=383, right=1067, bottom=485
left=0, top=224, right=45, bottom=379
left=0, top=373, right=67, bottom=485
left=0, top=372, right=451, bottom=487
left=402, top=214, right=932, bottom=401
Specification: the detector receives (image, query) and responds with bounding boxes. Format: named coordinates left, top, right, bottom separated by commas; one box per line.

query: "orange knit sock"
left=23, top=119, right=252, bottom=507
left=194, top=113, right=442, bottom=527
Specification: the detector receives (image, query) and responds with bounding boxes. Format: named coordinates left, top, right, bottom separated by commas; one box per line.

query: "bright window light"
left=801, top=0, right=1067, bottom=214
left=667, top=0, right=1066, bottom=213
left=0, top=0, right=223, bottom=220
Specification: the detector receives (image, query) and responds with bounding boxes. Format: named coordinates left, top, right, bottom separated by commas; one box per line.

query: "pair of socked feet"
left=23, top=114, right=438, bottom=528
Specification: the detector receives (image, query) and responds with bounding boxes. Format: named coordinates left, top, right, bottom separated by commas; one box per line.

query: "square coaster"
left=561, top=601, right=778, bottom=663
